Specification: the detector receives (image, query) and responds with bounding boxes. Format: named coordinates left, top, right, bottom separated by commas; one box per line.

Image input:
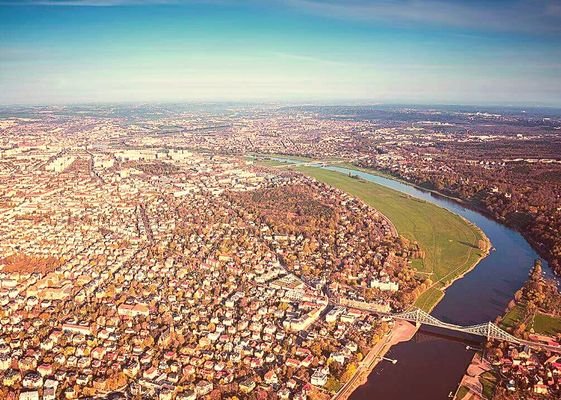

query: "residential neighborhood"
left=0, top=135, right=419, bottom=399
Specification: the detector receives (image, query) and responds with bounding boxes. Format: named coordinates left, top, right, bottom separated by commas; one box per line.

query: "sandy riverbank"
left=334, top=320, right=418, bottom=400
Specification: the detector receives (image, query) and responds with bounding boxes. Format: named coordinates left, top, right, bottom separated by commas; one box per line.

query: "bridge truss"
left=307, top=295, right=561, bottom=352
left=392, top=308, right=522, bottom=344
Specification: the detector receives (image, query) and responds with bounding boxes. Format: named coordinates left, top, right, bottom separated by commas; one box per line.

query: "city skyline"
left=1, top=0, right=561, bottom=106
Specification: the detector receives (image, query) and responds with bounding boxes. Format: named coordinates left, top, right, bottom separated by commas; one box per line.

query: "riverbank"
left=454, top=353, right=494, bottom=400
left=338, top=162, right=556, bottom=275
left=289, top=163, right=495, bottom=399
left=417, top=238, right=491, bottom=313
left=419, top=221, right=492, bottom=313
left=293, top=165, right=491, bottom=313
left=334, top=320, right=418, bottom=400
left=252, top=155, right=520, bottom=399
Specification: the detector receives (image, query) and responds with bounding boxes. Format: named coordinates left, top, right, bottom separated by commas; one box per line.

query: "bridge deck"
left=329, top=300, right=561, bottom=353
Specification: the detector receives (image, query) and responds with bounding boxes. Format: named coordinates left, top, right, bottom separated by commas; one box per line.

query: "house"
left=195, top=380, right=213, bottom=396
left=43, top=379, right=58, bottom=400
left=22, top=371, right=43, bottom=389
left=91, top=347, right=106, bottom=360
left=240, top=378, right=256, bottom=393
left=144, top=366, right=159, bottom=380
left=37, top=364, right=54, bottom=377
left=0, top=354, right=11, bottom=370
left=62, top=323, right=91, bottom=336
left=124, top=360, right=140, bottom=377
left=117, top=303, right=150, bottom=318
left=286, top=358, right=300, bottom=368
left=177, top=390, right=196, bottom=400
left=311, top=368, right=329, bottom=387
left=264, top=370, right=278, bottom=385
left=533, top=383, right=548, bottom=395
left=159, top=387, right=173, bottom=400
left=19, top=392, right=39, bottom=400
left=301, top=354, right=313, bottom=367
left=370, top=279, right=399, bottom=292
left=331, top=352, right=346, bottom=364
left=278, top=388, right=291, bottom=399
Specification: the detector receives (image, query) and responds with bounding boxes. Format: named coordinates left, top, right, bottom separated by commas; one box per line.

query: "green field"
left=414, top=287, right=445, bottom=312
left=500, top=304, right=526, bottom=330
left=252, top=159, right=288, bottom=167
left=455, top=385, right=470, bottom=400
left=333, top=162, right=397, bottom=179
left=249, top=154, right=316, bottom=168
left=532, top=313, right=561, bottom=336
left=501, top=302, right=561, bottom=336
left=294, top=166, right=487, bottom=312
left=479, top=372, right=498, bottom=399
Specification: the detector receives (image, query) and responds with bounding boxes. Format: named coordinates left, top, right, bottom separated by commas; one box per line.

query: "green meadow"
left=294, top=166, right=487, bottom=312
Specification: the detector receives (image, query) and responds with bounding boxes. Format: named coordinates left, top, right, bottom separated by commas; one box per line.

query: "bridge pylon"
left=414, top=308, right=421, bottom=328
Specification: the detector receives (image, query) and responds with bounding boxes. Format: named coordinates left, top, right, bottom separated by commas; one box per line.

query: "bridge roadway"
left=326, top=297, right=561, bottom=354
left=274, top=274, right=561, bottom=353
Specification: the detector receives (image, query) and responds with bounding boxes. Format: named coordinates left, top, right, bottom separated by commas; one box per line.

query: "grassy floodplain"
left=293, top=166, right=488, bottom=312
left=500, top=304, right=526, bottom=330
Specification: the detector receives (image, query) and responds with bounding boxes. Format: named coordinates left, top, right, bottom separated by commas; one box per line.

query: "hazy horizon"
left=3, top=100, right=561, bottom=111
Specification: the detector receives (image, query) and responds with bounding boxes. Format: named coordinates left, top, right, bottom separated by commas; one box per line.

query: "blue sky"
left=1, top=0, right=561, bottom=106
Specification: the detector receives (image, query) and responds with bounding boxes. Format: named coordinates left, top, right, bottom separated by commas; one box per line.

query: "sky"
left=1, top=0, right=561, bottom=106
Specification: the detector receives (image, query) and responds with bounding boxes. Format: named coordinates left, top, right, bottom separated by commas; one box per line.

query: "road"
left=333, top=320, right=418, bottom=400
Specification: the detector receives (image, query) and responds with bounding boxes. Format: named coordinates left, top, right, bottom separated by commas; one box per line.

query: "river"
left=268, top=158, right=554, bottom=399
left=316, top=165, right=552, bottom=400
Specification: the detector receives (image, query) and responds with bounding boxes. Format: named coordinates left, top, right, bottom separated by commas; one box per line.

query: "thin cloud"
left=272, top=51, right=482, bottom=71
left=3, top=0, right=561, bottom=35
left=282, top=0, right=561, bottom=34
left=0, top=0, right=207, bottom=5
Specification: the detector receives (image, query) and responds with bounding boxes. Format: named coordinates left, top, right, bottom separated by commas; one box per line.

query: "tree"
left=530, top=259, right=542, bottom=282
left=340, top=362, right=358, bottom=383
left=506, top=300, right=516, bottom=311
left=494, top=347, right=504, bottom=359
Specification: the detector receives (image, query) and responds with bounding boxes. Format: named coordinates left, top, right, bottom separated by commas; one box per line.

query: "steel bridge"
left=391, top=307, right=521, bottom=343
left=335, top=300, right=521, bottom=343
left=282, top=287, right=561, bottom=352
left=329, top=298, right=561, bottom=353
